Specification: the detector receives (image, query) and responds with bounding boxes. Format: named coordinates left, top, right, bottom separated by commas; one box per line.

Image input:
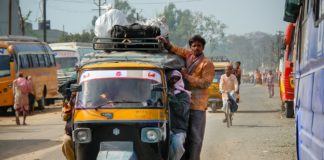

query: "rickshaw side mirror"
left=70, top=84, right=82, bottom=92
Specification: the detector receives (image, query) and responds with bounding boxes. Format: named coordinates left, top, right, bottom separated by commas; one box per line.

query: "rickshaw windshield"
left=76, top=69, right=164, bottom=109
left=213, top=70, right=225, bottom=83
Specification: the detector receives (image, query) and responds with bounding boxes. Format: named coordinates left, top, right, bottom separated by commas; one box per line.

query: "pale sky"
left=20, top=0, right=287, bottom=35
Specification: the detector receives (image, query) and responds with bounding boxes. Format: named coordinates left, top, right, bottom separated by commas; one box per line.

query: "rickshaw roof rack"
left=92, top=37, right=163, bottom=52
left=80, top=51, right=185, bottom=69
left=209, top=56, right=230, bottom=62
left=0, top=35, right=40, bottom=42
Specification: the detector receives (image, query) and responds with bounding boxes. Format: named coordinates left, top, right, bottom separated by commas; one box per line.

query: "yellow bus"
left=0, top=36, right=58, bottom=112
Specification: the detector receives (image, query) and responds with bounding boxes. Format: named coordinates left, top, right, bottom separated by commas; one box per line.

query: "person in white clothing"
left=219, top=65, right=238, bottom=122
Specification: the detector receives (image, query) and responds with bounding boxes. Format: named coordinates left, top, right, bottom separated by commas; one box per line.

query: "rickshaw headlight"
left=73, top=128, right=92, bottom=143
left=141, top=128, right=161, bottom=143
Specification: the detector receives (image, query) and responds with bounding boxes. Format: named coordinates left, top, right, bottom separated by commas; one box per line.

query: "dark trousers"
left=182, top=110, right=206, bottom=160
left=28, top=93, right=35, bottom=113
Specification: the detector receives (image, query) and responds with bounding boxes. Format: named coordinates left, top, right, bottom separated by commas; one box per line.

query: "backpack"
left=16, top=78, right=29, bottom=94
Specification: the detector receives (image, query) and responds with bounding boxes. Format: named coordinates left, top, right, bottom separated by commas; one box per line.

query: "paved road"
left=0, top=84, right=295, bottom=160
left=201, top=84, right=296, bottom=160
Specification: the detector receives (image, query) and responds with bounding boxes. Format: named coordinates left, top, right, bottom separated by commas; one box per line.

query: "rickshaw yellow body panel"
left=74, top=108, right=167, bottom=122
left=208, top=83, right=221, bottom=98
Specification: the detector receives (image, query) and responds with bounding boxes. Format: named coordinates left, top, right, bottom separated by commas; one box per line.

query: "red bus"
left=279, top=23, right=295, bottom=118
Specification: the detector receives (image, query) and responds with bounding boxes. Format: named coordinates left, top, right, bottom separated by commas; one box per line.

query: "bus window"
left=0, top=55, right=10, bottom=77
left=44, top=54, right=51, bottom=67
left=19, top=54, right=30, bottom=69
left=78, top=48, right=94, bottom=59
left=30, top=54, right=39, bottom=68
left=38, top=54, right=46, bottom=67
left=50, top=54, right=56, bottom=66
left=288, top=32, right=294, bottom=61
left=313, top=0, right=320, bottom=23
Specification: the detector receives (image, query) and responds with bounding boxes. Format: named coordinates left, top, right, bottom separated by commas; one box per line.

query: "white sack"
left=94, top=9, right=129, bottom=37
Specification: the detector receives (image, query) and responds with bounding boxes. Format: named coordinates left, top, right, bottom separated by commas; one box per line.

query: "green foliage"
left=160, top=3, right=226, bottom=49
left=214, top=32, right=282, bottom=71
left=59, top=29, right=95, bottom=43
left=114, top=0, right=144, bottom=23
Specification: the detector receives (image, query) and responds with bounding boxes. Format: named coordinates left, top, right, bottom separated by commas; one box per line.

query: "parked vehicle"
left=279, top=23, right=295, bottom=118
left=207, top=59, right=230, bottom=112
left=0, top=35, right=58, bottom=112
left=70, top=37, right=184, bottom=160
left=284, top=0, right=324, bottom=159
left=49, top=42, right=94, bottom=85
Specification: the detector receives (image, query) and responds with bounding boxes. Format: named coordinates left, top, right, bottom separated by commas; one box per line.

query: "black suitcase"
left=111, top=23, right=161, bottom=49
left=111, top=23, right=161, bottom=38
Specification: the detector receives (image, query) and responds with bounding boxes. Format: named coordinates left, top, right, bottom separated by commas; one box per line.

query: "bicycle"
left=226, top=93, right=234, bottom=127
left=221, top=91, right=236, bottom=128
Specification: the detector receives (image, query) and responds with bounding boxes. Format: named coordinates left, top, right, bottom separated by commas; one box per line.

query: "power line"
left=128, top=0, right=202, bottom=5
left=49, top=0, right=93, bottom=4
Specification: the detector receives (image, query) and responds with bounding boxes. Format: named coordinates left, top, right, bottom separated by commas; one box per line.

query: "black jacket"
left=169, top=91, right=190, bottom=133
left=65, top=117, right=73, bottom=136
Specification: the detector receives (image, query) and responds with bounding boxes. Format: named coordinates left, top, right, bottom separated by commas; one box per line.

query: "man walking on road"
left=266, top=70, right=275, bottom=98
left=158, top=35, right=214, bottom=160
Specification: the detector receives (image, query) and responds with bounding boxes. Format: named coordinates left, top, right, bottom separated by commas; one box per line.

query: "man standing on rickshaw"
left=167, top=70, right=190, bottom=160
left=158, top=35, right=214, bottom=160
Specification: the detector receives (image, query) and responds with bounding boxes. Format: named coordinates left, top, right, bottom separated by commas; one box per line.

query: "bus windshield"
left=56, top=57, right=78, bottom=69
left=213, top=70, right=225, bottom=83
left=77, top=70, right=163, bottom=108
left=0, top=55, right=10, bottom=77
left=77, top=48, right=94, bottom=60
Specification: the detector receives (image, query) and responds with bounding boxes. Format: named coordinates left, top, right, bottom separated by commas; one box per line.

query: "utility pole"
left=8, top=0, right=12, bottom=35
left=93, top=0, right=106, bottom=17
left=43, top=0, right=47, bottom=42
left=62, top=25, right=65, bottom=41
left=99, top=0, right=101, bottom=16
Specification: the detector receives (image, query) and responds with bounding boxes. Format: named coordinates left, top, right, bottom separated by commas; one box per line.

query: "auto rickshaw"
left=70, top=37, right=185, bottom=160
left=207, top=58, right=230, bottom=112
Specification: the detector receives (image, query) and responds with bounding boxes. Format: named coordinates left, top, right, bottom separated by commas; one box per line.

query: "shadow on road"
left=0, top=139, right=61, bottom=159
left=208, top=110, right=280, bottom=114
left=0, top=108, right=61, bottom=117
left=236, top=110, right=280, bottom=113
left=233, top=124, right=280, bottom=128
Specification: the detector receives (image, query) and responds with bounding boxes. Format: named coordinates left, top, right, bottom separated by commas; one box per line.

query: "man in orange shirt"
left=158, top=35, right=214, bottom=160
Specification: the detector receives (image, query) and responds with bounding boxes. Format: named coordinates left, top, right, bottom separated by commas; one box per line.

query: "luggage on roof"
left=93, top=37, right=163, bottom=51
left=110, top=23, right=161, bottom=49
left=81, top=51, right=185, bottom=69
